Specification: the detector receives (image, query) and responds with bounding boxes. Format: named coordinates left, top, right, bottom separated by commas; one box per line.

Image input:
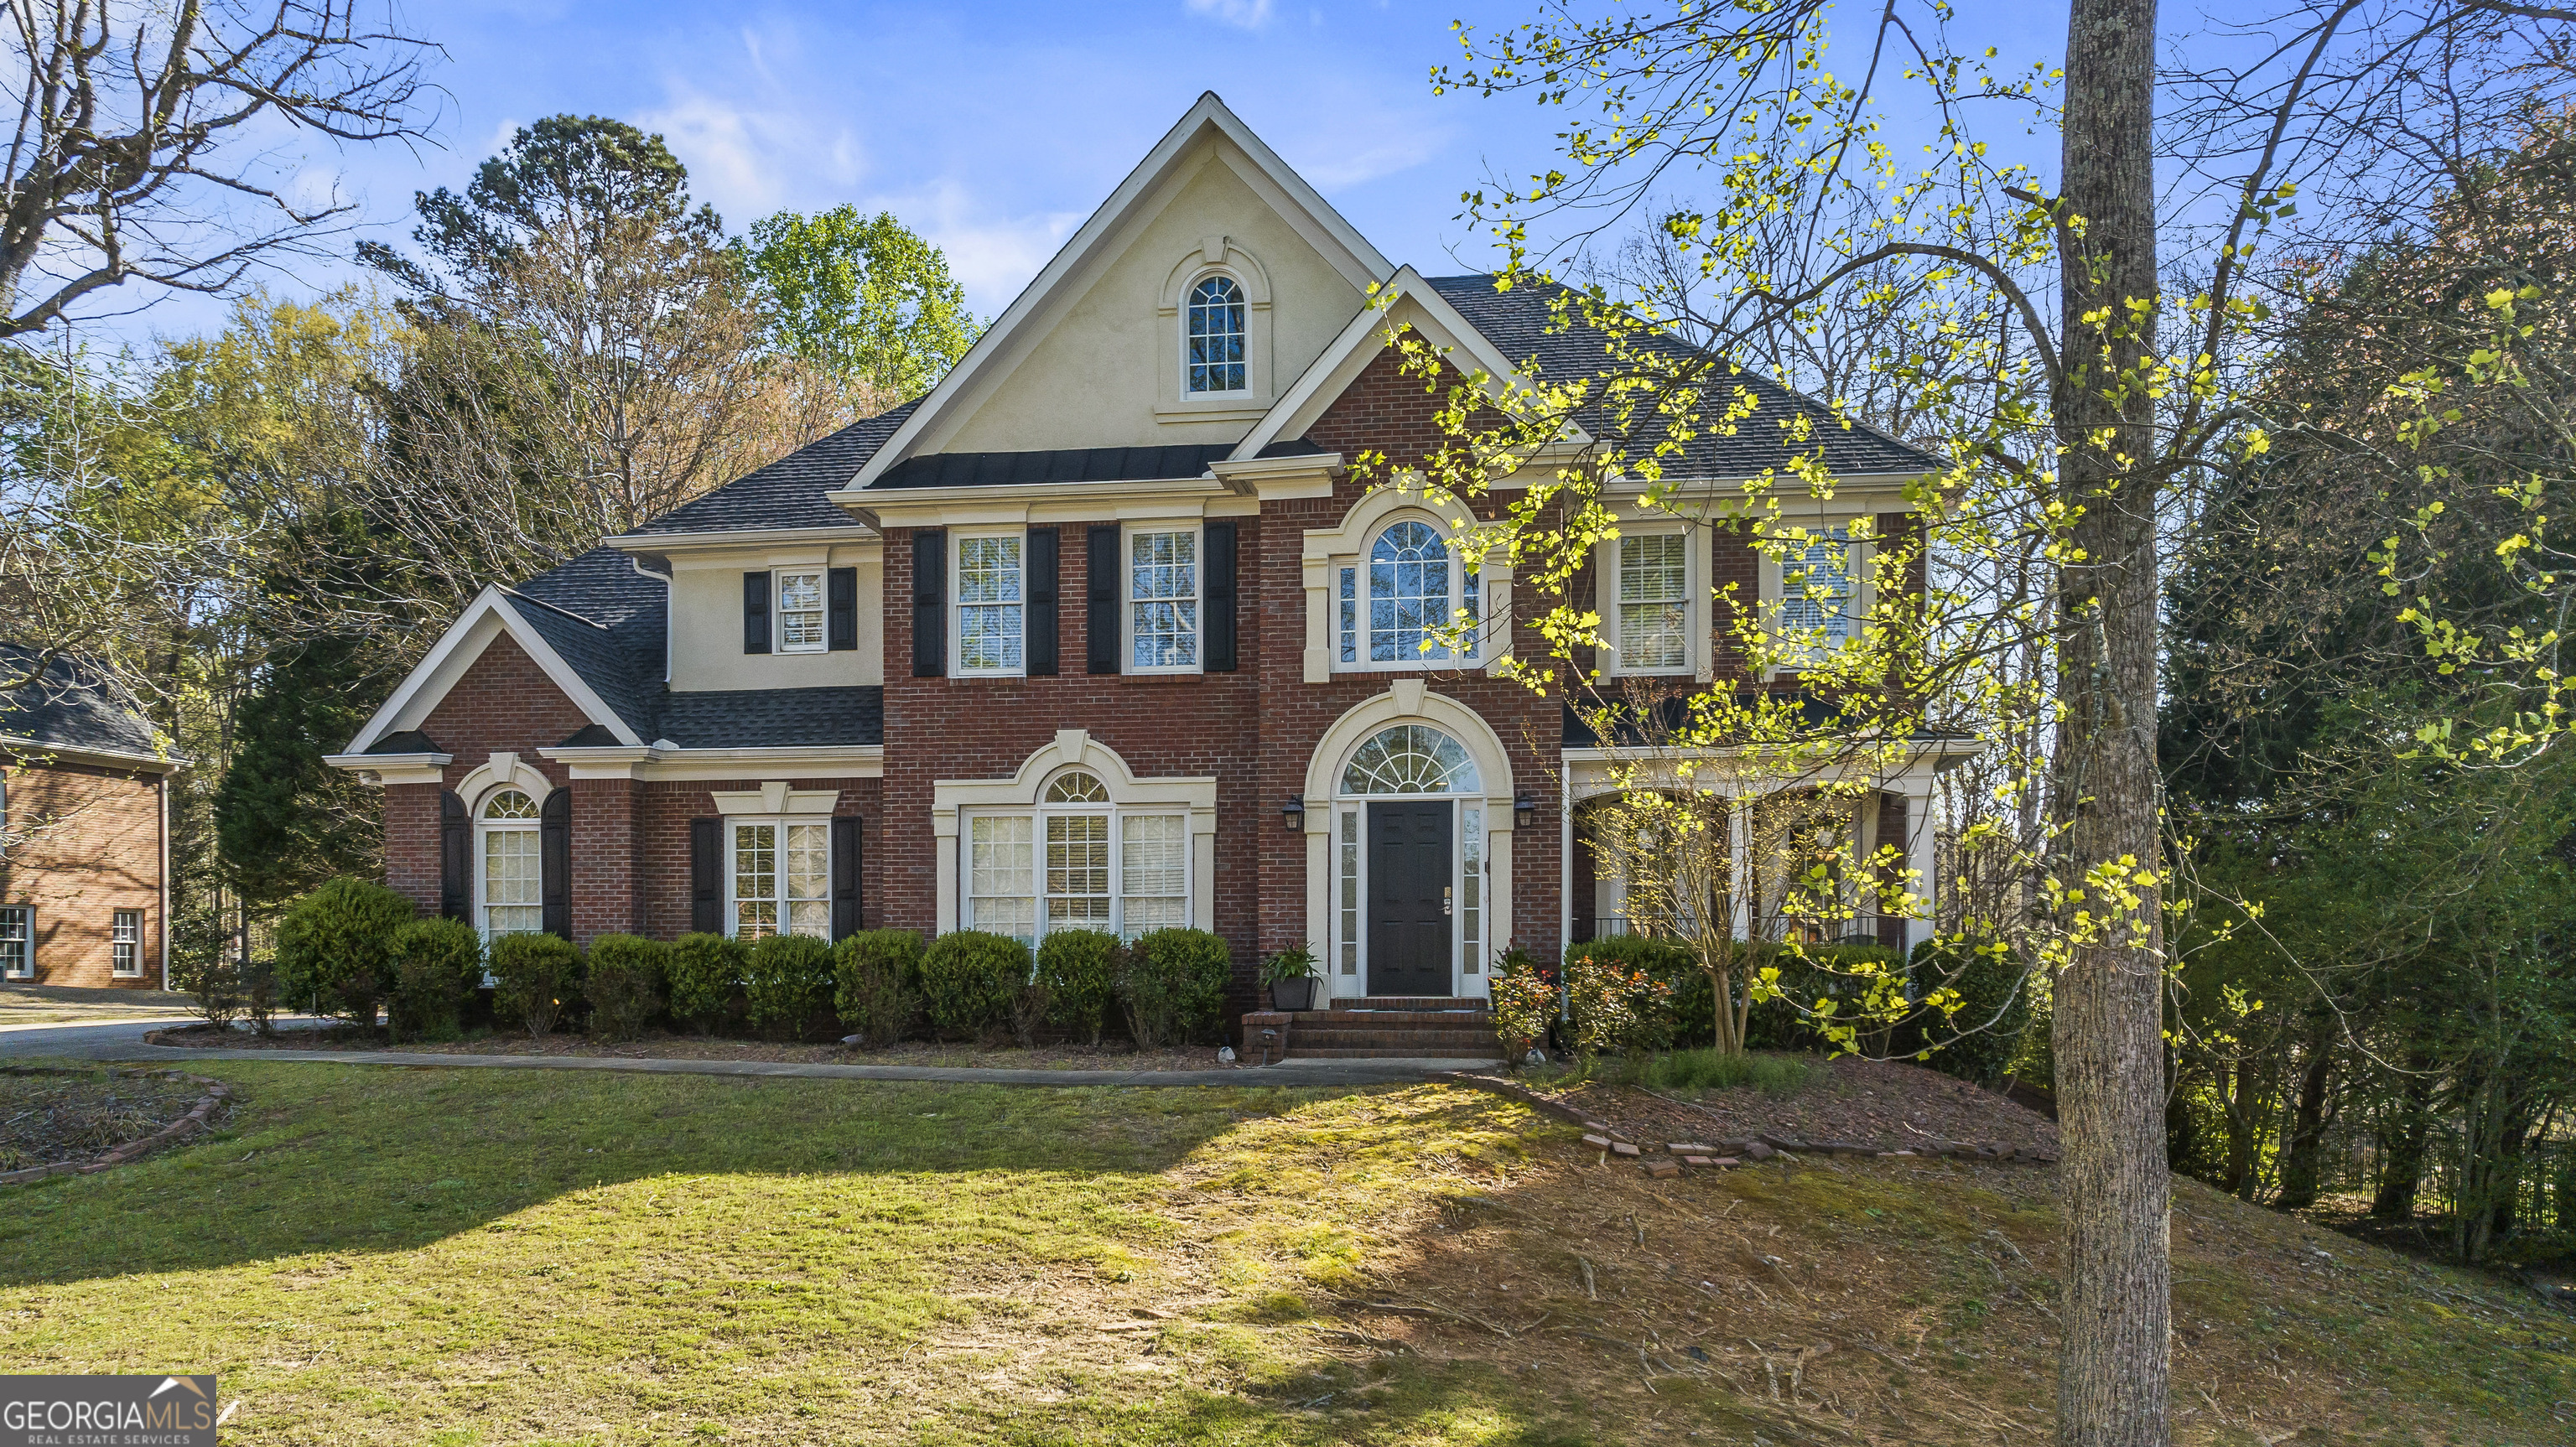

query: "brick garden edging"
left=1441, top=1070, right=2059, bottom=1177
left=0, top=1066, right=231, bottom=1185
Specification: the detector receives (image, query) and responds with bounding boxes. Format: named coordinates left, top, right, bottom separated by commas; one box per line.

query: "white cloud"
left=1185, top=0, right=1274, bottom=29
left=879, top=177, right=1087, bottom=316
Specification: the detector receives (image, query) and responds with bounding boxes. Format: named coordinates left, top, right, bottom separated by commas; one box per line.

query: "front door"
left=1367, top=801, right=1453, bottom=997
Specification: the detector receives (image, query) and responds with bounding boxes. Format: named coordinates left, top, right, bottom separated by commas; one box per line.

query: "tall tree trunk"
left=2221, top=1055, right=2261, bottom=1201
left=2050, top=0, right=2170, bottom=1441
left=2276, top=1032, right=2335, bottom=1211
left=2371, top=1065, right=2434, bottom=1221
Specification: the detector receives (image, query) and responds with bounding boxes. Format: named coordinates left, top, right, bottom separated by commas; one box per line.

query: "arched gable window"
left=1338, top=519, right=1482, bottom=666
left=1186, top=276, right=1246, bottom=393
left=476, top=788, right=542, bottom=939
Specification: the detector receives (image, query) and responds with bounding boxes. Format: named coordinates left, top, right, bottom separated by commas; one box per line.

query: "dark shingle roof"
left=493, top=547, right=881, bottom=749
left=630, top=401, right=921, bottom=534
left=0, top=645, right=170, bottom=764
left=655, top=688, right=884, bottom=749
left=1426, top=276, right=1942, bottom=480
left=870, top=443, right=1238, bottom=490
left=368, top=729, right=443, bottom=756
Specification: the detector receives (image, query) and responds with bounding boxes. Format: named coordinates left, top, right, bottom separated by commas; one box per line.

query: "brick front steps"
left=1241, top=998, right=1503, bottom=1061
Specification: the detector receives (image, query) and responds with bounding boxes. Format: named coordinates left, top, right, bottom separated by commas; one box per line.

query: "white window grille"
left=1129, top=529, right=1199, bottom=670
left=733, top=821, right=829, bottom=940
left=0, top=906, right=28, bottom=978
left=957, top=534, right=1024, bottom=672
left=1186, top=276, right=1246, bottom=392
left=478, top=789, right=543, bottom=938
left=1617, top=533, right=1690, bottom=670
left=777, top=571, right=826, bottom=653
left=112, top=910, right=141, bottom=977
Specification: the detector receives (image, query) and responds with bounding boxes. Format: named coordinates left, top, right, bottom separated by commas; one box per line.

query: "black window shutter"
left=689, top=818, right=723, bottom=934
left=911, top=530, right=946, bottom=677
left=1087, top=524, right=1121, bottom=674
left=831, top=816, right=863, bottom=940
left=1204, top=519, right=1238, bottom=672
left=743, top=572, right=771, bottom=654
left=827, top=567, right=858, bottom=651
left=439, top=791, right=470, bottom=921
left=1026, top=527, right=1060, bottom=676
left=540, top=789, right=571, bottom=940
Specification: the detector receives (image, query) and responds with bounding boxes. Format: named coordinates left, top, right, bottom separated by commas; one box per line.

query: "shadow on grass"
left=0, top=1059, right=1328, bottom=1289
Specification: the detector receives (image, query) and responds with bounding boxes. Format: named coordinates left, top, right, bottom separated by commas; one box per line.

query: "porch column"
left=1907, top=782, right=1940, bottom=952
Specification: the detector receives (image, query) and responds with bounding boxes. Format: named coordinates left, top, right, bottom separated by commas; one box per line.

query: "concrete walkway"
left=0, top=1017, right=1497, bottom=1087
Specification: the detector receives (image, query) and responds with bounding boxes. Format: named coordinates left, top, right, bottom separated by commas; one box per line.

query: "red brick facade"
left=0, top=756, right=167, bottom=988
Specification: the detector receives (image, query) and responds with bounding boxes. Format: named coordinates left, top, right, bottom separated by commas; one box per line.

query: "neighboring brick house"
left=327, top=94, right=1959, bottom=1034
left=0, top=646, right=179, bottom=989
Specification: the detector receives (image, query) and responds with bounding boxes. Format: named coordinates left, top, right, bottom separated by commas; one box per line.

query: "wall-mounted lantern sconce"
left=1283, top=795, right=1306, bottom=832
left=1514, top=793, right=1538, bottom=831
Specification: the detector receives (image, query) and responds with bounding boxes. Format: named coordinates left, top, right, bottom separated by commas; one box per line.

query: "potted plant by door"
left=1263, top=945, right=1320, bottom=1013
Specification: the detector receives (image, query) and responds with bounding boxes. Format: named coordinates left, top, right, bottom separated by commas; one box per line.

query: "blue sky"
left=127, top=0, right=2081, bottom=342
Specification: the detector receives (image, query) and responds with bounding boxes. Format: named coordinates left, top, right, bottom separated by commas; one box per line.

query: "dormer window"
left=1186, top=276, right=1246, bottom=392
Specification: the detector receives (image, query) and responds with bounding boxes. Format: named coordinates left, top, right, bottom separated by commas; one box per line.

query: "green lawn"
left=4, top=1061, right=2566, bottom=1445
left=1, top=1062, right=1584, bottom=1445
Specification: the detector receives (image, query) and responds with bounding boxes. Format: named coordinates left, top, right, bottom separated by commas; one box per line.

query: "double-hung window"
left=112, top=910, right=141, bottom=977
left=733, top=820, right=829, bottom=939
left=1129, top=527, right=1199, bottom=671
left=1780, top=527, right=1858, bottom=652
left=777, top=571, right=826, bottom=653
left=477, top=789, right=543, bottom=940
left=1614, top=532, right=1692, bottom=672
left=0, top=906, right=27, bottom=979
left=956, top=532, right=1024, bottom=674
left=963, top=770, right=1188, bottom=946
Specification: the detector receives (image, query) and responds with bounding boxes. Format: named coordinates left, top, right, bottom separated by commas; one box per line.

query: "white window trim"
left=1334, top=514, right=1487, bottom=675
left=724, top=815, right=834, bottom=941
left=0, top=905, right=30, bottom=979
left=961, top=791, right=1193, bottom=946
left=932, top=731, right=1218, bottom=937
left=1124, top=521, right=1203, bottom=676
left=953, top=527, right=1027, bottom=678
left=1156, top=241, right=1275, bottom=418
left=472, top=787, right=544, bottom=945
left=1597, top=524, right=1706, bottom=678
left=1756, top=522, right=1873, bottom=677
left=776, top=569, right=828, bottom=655
left=111, top=909, right=143, bottom=978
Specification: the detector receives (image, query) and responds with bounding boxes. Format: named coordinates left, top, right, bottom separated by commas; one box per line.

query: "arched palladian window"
left=1340, top=724, right=1482, bottom=796
left=966, top=768, right=1188, bottom=946
left=1337, top=519, right=1482, bottom=666
left=1186, top=276, right=1246, bottom=393
left=477, top=788, right=542, bottom=939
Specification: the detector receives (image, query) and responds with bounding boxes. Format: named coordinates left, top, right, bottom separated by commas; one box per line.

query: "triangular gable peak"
left=846, top=92, right=1392, bottom=485
left=1230, top=266, right=1588, bottom=465
left=335, top=588, right=645, bottom=756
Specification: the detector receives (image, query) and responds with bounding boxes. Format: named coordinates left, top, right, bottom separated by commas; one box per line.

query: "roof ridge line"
left=502, top=588, right=610, bottom=630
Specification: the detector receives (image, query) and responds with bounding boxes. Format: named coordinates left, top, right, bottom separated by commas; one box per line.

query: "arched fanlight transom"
left=1340, top=724, right=1480, bottom=796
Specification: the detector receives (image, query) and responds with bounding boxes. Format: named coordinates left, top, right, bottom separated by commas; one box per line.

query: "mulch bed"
left=147, top=1023, right=1239, bottom=1072
left=0, top=1066, right=231, bottom=1177
left=1461, top=1055, right=2060, bottom=1170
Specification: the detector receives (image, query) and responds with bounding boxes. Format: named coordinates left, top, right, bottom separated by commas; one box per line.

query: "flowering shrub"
left=1565, top=952, right=1675, bottom=1059
left=1489, top=950, right=1559, bottom=1061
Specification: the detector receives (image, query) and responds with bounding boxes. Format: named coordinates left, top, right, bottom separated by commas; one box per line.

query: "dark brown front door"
left=1367, top=801, right=1452, bottom=997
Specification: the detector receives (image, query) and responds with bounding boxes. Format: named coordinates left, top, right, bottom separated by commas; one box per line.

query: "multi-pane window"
left=957, top=534, right=1024, bottom=672
left=1186, top=276, right=1246, bottom=392
left=111, top=910, right=141, bottom=977
left=965, top=770, right=1187, bottom=945
left=967, top=816, right=1036, bottom=941
left=777, top=571, right=826, bottom=653
left=1129, top=529, right=1199, bottom=670
left=1460, top=807, right=1483, bottom=976
left=734, top=821, right=829, bottom=940
left=479, top=789, right=543, bottom=938
left=1120, top=815, right=1188, bottom=935
left=0, top=906, right=27, bottom=978
left=1781, top=528, right=1856, bottom=646
left=1617, top=533, right=1691, bottom=671
left=1360, top=521, right=1478, bottom=665
left=1337, top=810, right=1359, bottom=977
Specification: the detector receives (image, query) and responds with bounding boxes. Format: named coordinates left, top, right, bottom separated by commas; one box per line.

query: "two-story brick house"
left=325, top=95, right=1956, bottom=1037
